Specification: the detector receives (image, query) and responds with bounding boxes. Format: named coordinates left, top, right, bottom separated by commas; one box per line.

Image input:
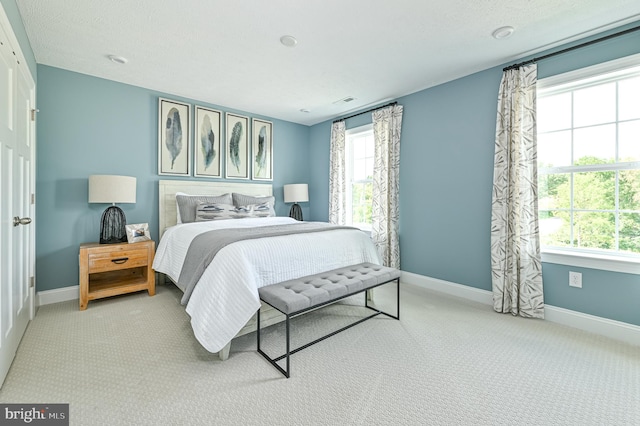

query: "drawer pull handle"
left=111, top=257, right=129, bottom=264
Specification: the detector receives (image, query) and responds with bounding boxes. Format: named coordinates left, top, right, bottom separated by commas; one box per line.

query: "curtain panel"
left=491, top=64, right=544, bottom=319
left=372, top=105, right=403, bottom=269
left=328, top=120, right=347, bottom=225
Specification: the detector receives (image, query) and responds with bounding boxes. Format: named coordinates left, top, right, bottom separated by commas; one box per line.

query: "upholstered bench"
left=257, top=262, right=401, bottom=378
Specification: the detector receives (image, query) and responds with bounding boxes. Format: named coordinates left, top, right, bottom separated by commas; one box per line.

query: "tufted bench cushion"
left=259, top=262, right=401, bottom=315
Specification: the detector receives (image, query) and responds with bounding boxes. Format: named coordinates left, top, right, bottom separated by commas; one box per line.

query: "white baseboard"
left=544, top=305, right=640, bottom=347
left=39, top=273, right=640, bottom=347
left=401, top=271, right=640, bottom=347
left=37, top=285, right=78, bottom=306
left=401, top=271, right=493, bottom=305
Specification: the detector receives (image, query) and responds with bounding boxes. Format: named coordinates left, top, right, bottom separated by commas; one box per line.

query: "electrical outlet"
left=569, top=271, right=582, bottom=288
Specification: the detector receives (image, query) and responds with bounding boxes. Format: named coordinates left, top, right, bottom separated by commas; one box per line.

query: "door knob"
left=13, top=216, right=32, bottom=227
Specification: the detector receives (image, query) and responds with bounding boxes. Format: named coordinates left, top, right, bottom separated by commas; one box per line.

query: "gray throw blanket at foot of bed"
left=178, top=222, right=357, bottom=304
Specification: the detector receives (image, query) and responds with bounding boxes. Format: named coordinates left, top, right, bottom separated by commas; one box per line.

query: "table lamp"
left=88, top=175, right=137, bottom=244
left=284, top=183, right=308, bottom=221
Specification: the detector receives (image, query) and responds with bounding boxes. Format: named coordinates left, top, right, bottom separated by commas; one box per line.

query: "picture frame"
left=125, top=223, right=151, bottom=243
left=158, top=98, right=191, bottom=176
left=194, top=106, right=222, bottom=178
left=251, top=118, right=273, bottom=181
left=225, top=113, right=249, bottom=179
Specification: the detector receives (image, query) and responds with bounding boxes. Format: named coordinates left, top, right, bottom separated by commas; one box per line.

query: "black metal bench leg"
left=397, top=277, right=401, bottom=320
left=364, top=278, right=400, bottom=320
left=285, top=314, right=290, bottom=378
left=257, top=308, right=261, bottom=351
left=257, top=307, right=291, bottom=378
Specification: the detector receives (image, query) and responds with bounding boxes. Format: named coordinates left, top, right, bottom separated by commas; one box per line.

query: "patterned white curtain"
left=372, top=105, right=403, bottom=268
left=328, top=120, right=347, bottom=225
left=491, top=64, right=544, bottom=319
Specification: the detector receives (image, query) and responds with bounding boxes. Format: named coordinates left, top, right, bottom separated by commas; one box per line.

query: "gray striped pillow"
left=231, top=193, right=275, bottom=217
left=176, top=193, right=232, bottom=223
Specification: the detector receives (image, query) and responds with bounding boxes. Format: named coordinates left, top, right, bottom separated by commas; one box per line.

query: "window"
left=537, top=54, right=640, bottom=265
left=346, top=124, right=374, bottom=230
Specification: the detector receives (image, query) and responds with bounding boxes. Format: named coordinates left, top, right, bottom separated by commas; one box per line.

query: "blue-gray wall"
left=36, top=65, right=310, bottom=291
left=6, top=0, right=639, bottom=327
left=309, top=22, right=640, bottom=327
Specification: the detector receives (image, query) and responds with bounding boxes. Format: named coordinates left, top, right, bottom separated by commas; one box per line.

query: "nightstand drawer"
left=88, top=247, right=149, bottom=273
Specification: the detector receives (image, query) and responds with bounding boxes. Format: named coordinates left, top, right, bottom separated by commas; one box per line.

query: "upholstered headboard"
left=158, top=180, right=273, bottom=239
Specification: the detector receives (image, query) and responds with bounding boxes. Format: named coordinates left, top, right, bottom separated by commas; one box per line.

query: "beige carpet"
left=0, top=282, right=638, bottom=425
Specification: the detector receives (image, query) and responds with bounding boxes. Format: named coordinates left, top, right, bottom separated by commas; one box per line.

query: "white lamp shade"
left=88, top=175, right=137, bottom=204
left=284, top=184, right=309, bottom=203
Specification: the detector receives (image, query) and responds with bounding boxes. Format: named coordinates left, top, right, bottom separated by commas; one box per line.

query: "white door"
left=0, top=11, right=36, bottom=388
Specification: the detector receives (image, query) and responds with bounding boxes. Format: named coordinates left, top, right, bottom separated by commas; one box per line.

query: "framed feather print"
left=251, top=118, right=273, bottom=181
left=225, top=113, right=249, bottom=179
left=158, top=98, right=191, bottom=176
left=194, top=106, right=222, bottom=178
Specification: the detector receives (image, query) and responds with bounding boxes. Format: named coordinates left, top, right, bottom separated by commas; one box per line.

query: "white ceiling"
left=16, top=0, right=640, bottom=126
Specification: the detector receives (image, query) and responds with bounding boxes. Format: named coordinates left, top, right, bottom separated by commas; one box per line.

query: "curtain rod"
left=503, top=24, right=640, bottom=71
left=333, top=101, right=398, bottom=123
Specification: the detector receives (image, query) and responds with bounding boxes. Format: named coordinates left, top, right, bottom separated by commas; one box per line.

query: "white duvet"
left=152, top=217, right=381, bottom=353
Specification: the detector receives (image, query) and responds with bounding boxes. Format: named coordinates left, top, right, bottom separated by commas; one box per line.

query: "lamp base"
left=100, top=205, right=128, bottom=244
left=289, top=203, right=303, bottom=221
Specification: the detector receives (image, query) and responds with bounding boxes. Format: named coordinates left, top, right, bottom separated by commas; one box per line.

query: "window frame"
left=537, top=53, right=640, bottom=274
left=345, top=124, right=374, bottom=231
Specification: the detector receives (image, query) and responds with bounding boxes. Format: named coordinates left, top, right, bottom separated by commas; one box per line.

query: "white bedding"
left=152, top=217, right=381, bottom=353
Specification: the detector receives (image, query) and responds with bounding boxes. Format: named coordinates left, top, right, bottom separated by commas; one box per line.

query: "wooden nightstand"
left=79, top=240, right=156, bottom=310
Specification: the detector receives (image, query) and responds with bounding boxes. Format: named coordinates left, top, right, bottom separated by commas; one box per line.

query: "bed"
left=152, top=180, right=381, bottom=360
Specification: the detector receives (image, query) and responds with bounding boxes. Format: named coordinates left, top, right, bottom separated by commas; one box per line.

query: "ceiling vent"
left=333, top=96, right=357, bottom=105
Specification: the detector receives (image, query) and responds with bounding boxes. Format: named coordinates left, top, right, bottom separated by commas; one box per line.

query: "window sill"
left=541, top=249, right=640, bottom=275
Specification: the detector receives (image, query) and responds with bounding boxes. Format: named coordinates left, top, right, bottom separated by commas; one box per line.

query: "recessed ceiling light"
left=107, top=55, right=128, bottom=64
left=280, top=35, right=298, bottom=47
left=492, top=26, right=514, bottom=40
